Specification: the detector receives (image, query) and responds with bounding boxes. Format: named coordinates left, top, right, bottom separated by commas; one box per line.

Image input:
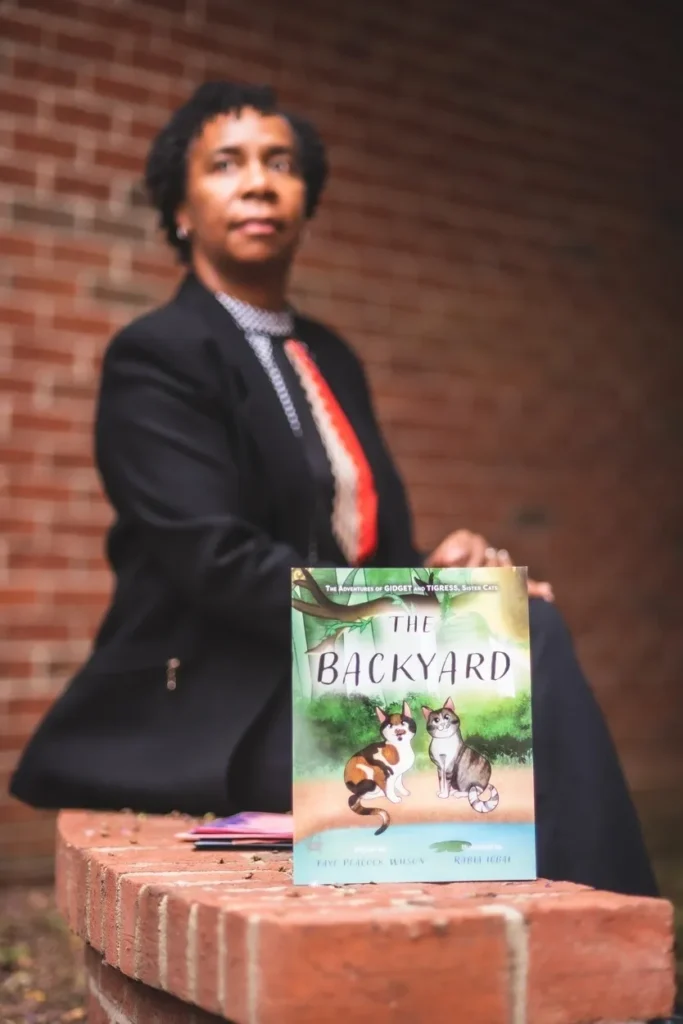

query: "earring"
left=176, top=225, right=188, bottom=240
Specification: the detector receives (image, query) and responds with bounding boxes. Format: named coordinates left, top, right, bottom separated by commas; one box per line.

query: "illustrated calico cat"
left=422, top=697, right=500, bottom=813
left=344, top=702, right=416, bottom=835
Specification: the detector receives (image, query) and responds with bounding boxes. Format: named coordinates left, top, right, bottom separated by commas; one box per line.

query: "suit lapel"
left=173, top=273, right=316, bottom=560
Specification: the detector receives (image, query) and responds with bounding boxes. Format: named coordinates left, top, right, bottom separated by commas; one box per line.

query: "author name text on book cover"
left=291, top=566, right=536, bottom=885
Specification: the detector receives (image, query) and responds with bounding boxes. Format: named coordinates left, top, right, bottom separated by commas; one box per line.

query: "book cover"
left=291, top=566, right=536, bottom=885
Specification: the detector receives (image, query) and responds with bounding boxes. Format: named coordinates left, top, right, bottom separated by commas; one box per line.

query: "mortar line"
left=186, top=902, right=199, bottom=1005
left=481, top=903, right=528, bottom=1024
left=247, top=913, right=261, bottom=1024
left=158, top=892, right=169, bottom=991
left=217, top=909, right=227, bottom=1014
left=133, top=882, right=151, bottom=980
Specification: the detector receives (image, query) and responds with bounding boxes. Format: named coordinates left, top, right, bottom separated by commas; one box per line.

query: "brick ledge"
left=56, top=810, right=675, bottom=1024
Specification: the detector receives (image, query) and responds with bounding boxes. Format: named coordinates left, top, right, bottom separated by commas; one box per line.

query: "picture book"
left=291, top=566, right=536, bottom=885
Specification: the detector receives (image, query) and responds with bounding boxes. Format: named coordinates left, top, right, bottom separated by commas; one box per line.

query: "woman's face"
left=177, top=107, right=307, bottom=270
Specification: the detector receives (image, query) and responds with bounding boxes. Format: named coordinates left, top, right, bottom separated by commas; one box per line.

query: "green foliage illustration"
left=293, top=690, right=533, bottom=779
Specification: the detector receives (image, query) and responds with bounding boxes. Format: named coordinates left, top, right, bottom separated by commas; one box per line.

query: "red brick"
left=51, top=312, right=114, bottom=336
left=130, top=117, right=160, bottom=143
left=0, top=161, right=38, bottom=188
left=0, top=660, right=35, bottom=681
left=0, top=233, right=37, bottom=258
left=51, top=521, right=109, bottom=539
left=136, top=0, right=188, bottom=13
left=11, top=57, right=78, bottom=89
left=9, top=552, right=72, bottom=570
left=0, top=446, right=35, bottom=469
left=93, top=147, right=144, bottom=174
left=54, top=32, right=117, bottom=64
left=12, top=274, right=79, bottom=298
left=0, top=517, right=38, bottom=537
left=135, top=885, right=163, bottom=987
left=85, top=989, right=109, bottom=1024
left=0, top=14, right=43, bottom=46
left=18, top=0, right=85, bottom=17
left=0, top=89, right=38, bottom=118
left=5, top=696, right=54, bottom=715
left=165, top=893, right=192, bottom=998
left=50, top=240, right=110, bottom=268
left=92, top=75, right=151, bottom=106
left=53, top=171, right=111, bottom=202
left=87, top=7, right=156, bottom=38
left=47, top=588, right=112, bottom=608
left=14, top=130, right=77, bottom=161
left=0, top=588, right=39, bottom=606
left=91, top=948, right=131, bottom=1008
left=259, top=910, right=506, bottom=1024
left=116, top=874, right=146, bottom=979
left=53, top=103, right=113, bottom=133
left=11, top=410, right=76, bottom=435
left=11, top=200, right=76, bottom=230
left=0, top=305, right=36, bottom=327
left=10, top=335, right=75, bottom=367
left=0, top=375, right=33, bottom=397
left=167, top=24, right=229, bottom=58
left=525, top=890, right=675, bottom=1022
left=50, top=449, right=96, bottom=470
left=91, top=213, right=147, bottom=243
left=203, top=0, right=256, bottom=29
left=125, top=47, right=186, bottom=80
left=131, top=255, right=179, bottom=281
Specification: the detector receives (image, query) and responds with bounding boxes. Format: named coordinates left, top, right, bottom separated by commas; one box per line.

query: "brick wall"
left=60, top=811, right=676, bottom=1023
left=2, top=0, right=683, bottom=880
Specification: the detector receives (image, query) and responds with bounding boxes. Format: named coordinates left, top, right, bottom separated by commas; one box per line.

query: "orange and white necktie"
left=284, top=340, right=378, bottom=566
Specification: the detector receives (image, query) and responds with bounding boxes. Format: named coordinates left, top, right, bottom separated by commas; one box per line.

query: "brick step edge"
left=87, top=944, right=225, bottom=1024
left=57, top=810, right=677, bottom=1024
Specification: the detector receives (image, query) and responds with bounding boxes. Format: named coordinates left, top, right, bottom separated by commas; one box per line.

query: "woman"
left=10, top=81, right=658, bottom=900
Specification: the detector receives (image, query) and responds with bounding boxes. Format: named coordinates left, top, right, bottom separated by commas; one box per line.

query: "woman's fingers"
left=466, top=533, right=488, bottom=567
left=427, top=529, right=488, bottom=567
left=428, top=534, right=554, bottom=601
left=485, top=548, right=554, bottom=602
left=528, top=579, right=555, bottom=602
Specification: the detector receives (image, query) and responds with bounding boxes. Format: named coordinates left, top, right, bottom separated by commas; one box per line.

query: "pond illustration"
left=295, top=822, right=536, bottom=884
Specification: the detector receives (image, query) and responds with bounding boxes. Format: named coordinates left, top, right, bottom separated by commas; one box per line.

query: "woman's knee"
left=529, top=595, right=565, bottom=632
left=527, top=597, right=586, bottom=709
left=528, top=597, right=605, bottom=728
left=528, top=596, right=573, bottom=656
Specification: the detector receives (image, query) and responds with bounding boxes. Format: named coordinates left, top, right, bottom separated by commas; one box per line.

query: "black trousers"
left=528, top=598, right=658, bottom=897
left=230, top=597, right=659, bottom=899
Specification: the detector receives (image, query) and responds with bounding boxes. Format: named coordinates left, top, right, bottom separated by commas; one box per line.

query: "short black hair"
left=144, top=81, right=328, bottom=264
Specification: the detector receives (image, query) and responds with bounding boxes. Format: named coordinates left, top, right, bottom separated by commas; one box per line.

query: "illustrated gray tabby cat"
left=421, top=697, right=499, bottom=813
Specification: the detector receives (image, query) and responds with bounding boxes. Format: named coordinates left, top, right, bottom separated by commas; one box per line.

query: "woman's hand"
left=425, top=529, right=554, bottom=602
left=426, top=529, right=489, bottom=568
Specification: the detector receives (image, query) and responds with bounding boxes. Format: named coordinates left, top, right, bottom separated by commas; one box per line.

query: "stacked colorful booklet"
left=290, top=565, right=537, bottom=885
left=180, top=811, right=292, bottom=851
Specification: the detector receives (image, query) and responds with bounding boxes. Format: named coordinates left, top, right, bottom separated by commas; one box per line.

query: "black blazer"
left=10, top=273, right=421, bottom=815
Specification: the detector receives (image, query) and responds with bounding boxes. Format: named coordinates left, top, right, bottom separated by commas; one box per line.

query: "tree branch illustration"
left=292, top=568, right=440, bottom=624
